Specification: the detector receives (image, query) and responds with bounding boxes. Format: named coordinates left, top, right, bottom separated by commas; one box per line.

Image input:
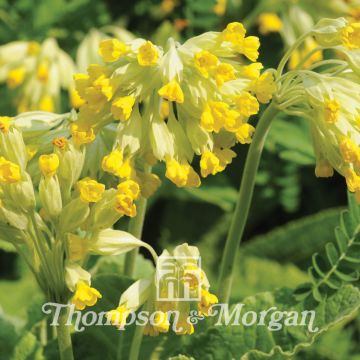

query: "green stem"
left=57, top=307, right=74, bottom=360
left=128, top=324, right=145, bottom=360
left=124, top=195, right=148, bottom=277
left=217, top=102, right=279, bottom=303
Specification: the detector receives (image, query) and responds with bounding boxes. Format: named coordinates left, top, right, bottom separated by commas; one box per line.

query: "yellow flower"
left=240, top=62, right=263, bottom=80
left=39, top=95, right=55, bottom=112
left=70, top=88, right=85, bottom=109
left=117, top=158, right=134, bottom=179
left=214, top=63, right=236, bottom=86
left=158, top=81, right=184, bottom=103
left=200, top=151, right=222, bottom=177
left=38, top=154, right=60, bottom=177
left=114, top=194, right=137, bottom=217
left=102, top=149, right=124, bottom=175
left=252, top=72, right=276, bottom=104
left=99, top=39, right=128, bottom=62
left=71, top=123, right=96, bottom=145
left=52, top=137, right=68, bottom=150
left=74, top=73, right=91, bottom=99
left=71, top=281, right=102, bottom=310
left=194, top=50, right=218, bottom=78
left=324, top=99, right=340, bottom=124
left=106, top=305, right=130, bottom=329
left=137, top=41, right=158, bottom=66
left=198, top=289, right=218, bottom=316
left=165, top=159, right=200, bottom=188
left=117, top=180, right=140, bottom=200
left=240, top=36, right=260, bottom=62
left=222, top=22, right=260, bottom=61
left=37, top=61, right=49, bottom=83
left=84, top=75, right=113, bottom=110
left=77, top=178, right=105, bottom=203
left=235, top=123, right=255, bottom=144
left=0, top=157, right=21, bottom=184
left=153, top=312, right=170, bottom=332
left=234, top=92, right=259, bottom=117
left=200, top=101, right=238, bottom=133
left=342, top=22, right=360, bottom=49
left=111, top=96, right=136, bottom=121
left=222, top=22, right=246, bottom=44
left=7, top=67, right=26, bottom=89
left=258, top=13, right=283, bottom=35
left=0, top=116, right=12, bottom=133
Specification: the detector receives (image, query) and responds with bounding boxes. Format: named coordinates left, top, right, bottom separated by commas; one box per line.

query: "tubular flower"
left=342, top=23, right=360, bottom=49
left=0, top=39, right=75, bottom=113
left=71, top=281, right=102, bottom=310
left=99, top=39, right=128, bottom=62
left=77, top=178, right=105, bottom=203
left=0, top=157, right=21, bottom=183
left=107, top=243, right=216, bottom=336
left=71, top=23, right=265, bottom=189
left=38, top=154, right=60, bottom=177
left=258, top=13, right=283, bottom=35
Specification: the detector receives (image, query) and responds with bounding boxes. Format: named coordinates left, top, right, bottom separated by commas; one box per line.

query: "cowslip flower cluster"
left=275, top=17, right=360, bottom=202
left=71, top=23, right=275, bottom=189
left=0, top=39, right=76, bottom=112
left=0, top=117, right=151, bottom=307
left=106, top=243, right=218, bottom=336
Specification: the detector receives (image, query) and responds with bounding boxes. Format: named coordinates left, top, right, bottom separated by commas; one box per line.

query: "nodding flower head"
left=72, top=23, right=272, bottom=189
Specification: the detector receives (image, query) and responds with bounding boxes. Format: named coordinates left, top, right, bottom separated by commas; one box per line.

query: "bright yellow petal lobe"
left=158, top=81, right=184, bottom=103
left=117, top=180, right=140, bottom=200
left=107, top=305, right=130, bottom=329
left=194, top=50, right=218, bottom=77
left=99, top=39, right=128, bottom=62
left=0, top=157, right=21, bottom=184
left=39, top=95, right=55, bottom=112
left=137, top=41, right=158, bottom=66
left=214, top=63, right=236, bottom=86
left=234, top=92, right=259, bottom=117
left=102, top=150, right=124, bottom=175
left=71, top=281, right=102, bottom=310
left=114, top=194, right=137, bottom=217
left=71, top=123, right=96, bottom=145
left=39, top=154, right=60, bottom=177
left=235, top=123, right=255, bottom=144
left=111, top=96, right=136, bottom=121
left=77, top=178, right=105, bottom=203
left=198, top=289, right=218, bottom=316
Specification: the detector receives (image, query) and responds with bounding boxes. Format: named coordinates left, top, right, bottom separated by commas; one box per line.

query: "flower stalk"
left=57, top=307, right=74, bottom=360
left=217, top=102, right=279, bottom=303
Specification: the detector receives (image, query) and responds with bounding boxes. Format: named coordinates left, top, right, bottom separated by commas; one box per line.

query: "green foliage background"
left=0, top=0, right=358, bottom=359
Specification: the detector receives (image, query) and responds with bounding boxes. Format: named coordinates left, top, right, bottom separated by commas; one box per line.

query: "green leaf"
left=12, top=331, right=44, bottom=360
left=242, top=208, right=343, bottom=266
left=172, top=285, right=360, bottom=359
left=0, top=309, right=18, bottom=359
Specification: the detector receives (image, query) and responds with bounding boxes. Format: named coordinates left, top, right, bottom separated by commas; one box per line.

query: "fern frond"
left=295, top=192, right=360, bottom=302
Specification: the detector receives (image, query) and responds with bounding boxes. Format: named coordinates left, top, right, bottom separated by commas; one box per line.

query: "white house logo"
left=155, top=256, right=202, bottom=301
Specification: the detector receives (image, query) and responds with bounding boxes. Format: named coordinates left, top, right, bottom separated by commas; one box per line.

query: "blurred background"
left=0, top=0, right=358, bottom=359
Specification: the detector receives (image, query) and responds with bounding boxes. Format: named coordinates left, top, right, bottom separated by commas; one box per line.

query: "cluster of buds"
left=0, top=39, right=77, bottom=112
left=106, top=243, right=218, bottom=336
left=71, top=22, right=275, bottom=189
left=275, top=17, right=360, bottom=201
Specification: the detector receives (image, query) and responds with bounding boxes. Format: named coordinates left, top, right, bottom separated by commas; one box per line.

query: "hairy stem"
left=217, top=102, right=279, bottom=303
left=57, top=307, right=74, bottom=360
